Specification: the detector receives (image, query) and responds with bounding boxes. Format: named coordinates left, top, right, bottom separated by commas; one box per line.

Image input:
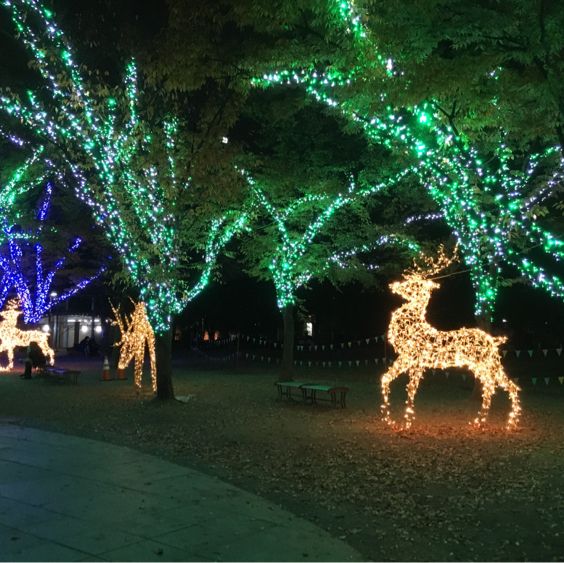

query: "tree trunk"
left=280, top=304, right=295, bottom=379
left=155, top=327, right=175, bottom=400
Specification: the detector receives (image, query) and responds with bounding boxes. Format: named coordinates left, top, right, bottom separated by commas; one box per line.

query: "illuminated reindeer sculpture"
left=112, top=301, right=156, bottom=393
left=0, top=299, right=55, bottom=370
left=381, top=247, right=521, bottom=430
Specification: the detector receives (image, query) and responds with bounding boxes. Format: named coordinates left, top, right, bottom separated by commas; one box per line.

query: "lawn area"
left=0, top=357, right=563, bottom=561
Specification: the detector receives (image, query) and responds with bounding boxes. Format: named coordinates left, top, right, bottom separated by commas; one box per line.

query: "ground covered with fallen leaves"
left=1, top=356, right=563, bottom=561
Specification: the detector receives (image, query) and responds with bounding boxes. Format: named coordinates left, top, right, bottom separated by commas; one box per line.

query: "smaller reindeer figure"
left=381, top=246, right=521, bottom=430
left=111, top=301, right=156, bottom=393
left=0, top=299, right=55, bottom=370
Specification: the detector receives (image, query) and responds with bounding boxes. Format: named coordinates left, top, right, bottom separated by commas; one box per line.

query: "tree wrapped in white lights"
left=0, top=0, right=249, bottom=398
left=254, top=0, right=564, bottom=321
left=242, top=170, right=420, bottom=374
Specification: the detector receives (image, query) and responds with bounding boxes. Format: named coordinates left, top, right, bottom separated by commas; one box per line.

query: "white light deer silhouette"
left=381, top=247, right=521, bottom=430
left=0, top=299, right=55, bottom=370
left=112, top=301, right=156, bottom=393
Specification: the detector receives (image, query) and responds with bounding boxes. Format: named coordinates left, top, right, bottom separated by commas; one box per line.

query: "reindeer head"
left=389, top=245, right=457, bottom=302
left=0, top=299, right=22, bottom=326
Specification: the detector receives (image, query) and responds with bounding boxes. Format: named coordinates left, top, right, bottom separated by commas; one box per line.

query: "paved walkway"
left=0, top=424, right=361, bottom=562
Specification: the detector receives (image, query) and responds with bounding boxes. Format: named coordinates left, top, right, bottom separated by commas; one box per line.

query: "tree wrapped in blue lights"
left=0, top=182, right=105, bottom=323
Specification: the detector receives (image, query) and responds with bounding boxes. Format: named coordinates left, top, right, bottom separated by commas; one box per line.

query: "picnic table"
left=275, top=380, right=349, bottom=408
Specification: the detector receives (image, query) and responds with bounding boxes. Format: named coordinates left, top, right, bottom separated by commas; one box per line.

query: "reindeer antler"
left=408, top=244, right=458, bottom=278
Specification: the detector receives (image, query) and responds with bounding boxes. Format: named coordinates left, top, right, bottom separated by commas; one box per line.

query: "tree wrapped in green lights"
left=253, top=0, right=564, bottom=321
left=242, top=170, right=420, bottom=374
left=0, top=0, right=249, bottom=398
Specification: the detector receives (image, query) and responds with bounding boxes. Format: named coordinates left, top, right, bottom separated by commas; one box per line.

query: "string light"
left=380, top=246, right=521, bottom=430
left=0, top=298, right=55, bottom=370
left=0, top=0, right=249, bottom=334
left=112, top=301, right=156, bottom=393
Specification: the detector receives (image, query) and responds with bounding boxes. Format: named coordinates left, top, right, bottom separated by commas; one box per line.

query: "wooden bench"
left=38, top=367, right=80, bottom=385
left=275, top=381, right=349, bottom=408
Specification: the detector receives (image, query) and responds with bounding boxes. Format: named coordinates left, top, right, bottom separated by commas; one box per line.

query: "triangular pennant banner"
left=544, top=377, right=549, bottom=386
left=557, top=347, right=563, bottom=357
left=348, top=342, right=352, bottom=348
left=514, top=377, right=519, bottom=383
left=338, top=361, right=342, bottom=367
left=528, top=350, right=533, bottom=358
left=532, top=377, right=537, bottom=385
left=365, top=338, right=370, bottom=345
left=559, top=377, right=564, bottom=385
left=356, top=360, right=360, bottom=367
left=502, top=350, right=508, bottom=358
left=542, top=349, right=548, bottom=357
left=462, top=373, right=467, bottom=381
left=515, top=350, right=521, bottom=358
left=374, top=358, right=379, bottom=364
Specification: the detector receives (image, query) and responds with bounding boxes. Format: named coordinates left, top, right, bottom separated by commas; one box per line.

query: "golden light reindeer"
left=112, top=301, right=156, bottom=393
left=0, top=299, right=55, bottom=370
left=381, top=247, right=521, bottom=430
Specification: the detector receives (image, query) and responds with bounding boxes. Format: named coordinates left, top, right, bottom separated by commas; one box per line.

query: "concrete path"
left=0, top=424, right=361, bottom=562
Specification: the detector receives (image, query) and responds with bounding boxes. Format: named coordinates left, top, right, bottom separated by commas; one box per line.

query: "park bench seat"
left=39, top=367, right=80, bottom=385
left=275, top=381, right=349, bottom=408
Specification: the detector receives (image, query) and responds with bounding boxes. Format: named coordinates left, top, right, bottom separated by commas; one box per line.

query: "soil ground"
left=0, top=355, right=563, bottom=561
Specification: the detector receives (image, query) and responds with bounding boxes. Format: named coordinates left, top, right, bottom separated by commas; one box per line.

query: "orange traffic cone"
left=101, top=356, right=112, bottom=381
left=116, top=365, right=127, bottom=380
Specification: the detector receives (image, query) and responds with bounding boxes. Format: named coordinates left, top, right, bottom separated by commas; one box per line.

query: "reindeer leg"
left=404, top=369, right=424, bottom=430
left=6, top=347, right=14, bottom=370
left=148, top=340, right=157, bottom=394
left=380, top=360, right=407, bottom=428
left=473, top=374, right=495, bottom=428
left=497, top=374, right=521, bottom=430
left=134, top=353, right=142, bottom=392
